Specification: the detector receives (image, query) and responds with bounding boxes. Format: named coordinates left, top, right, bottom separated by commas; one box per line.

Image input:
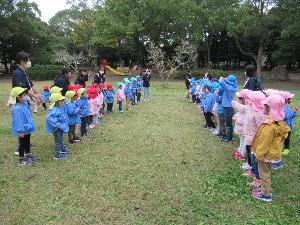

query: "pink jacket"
left=88, top=98, right=98, bottom=115
left=94, top=94, right=103, bottom=112
left=117, top=88, right=125, bottom=102
left=233, top=111, right=245, bottom=135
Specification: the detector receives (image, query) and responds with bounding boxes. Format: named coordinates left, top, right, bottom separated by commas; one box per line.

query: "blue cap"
left=227, top=74, right=237, bottom=83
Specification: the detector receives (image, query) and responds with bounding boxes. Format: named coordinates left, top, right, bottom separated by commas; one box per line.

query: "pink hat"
left=261, top=95, right=285, bottom=121
left=236, top=89, right=252, bottom=99
left=265, top=89, right=275, bottom=96
left=280, top=91, right=295, bottom=100
left=248, top=91, right=267, bottom=113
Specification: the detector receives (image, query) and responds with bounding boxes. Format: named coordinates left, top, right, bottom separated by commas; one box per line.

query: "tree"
left=52, top=50, right=86, bottom=71
left=147, top=41, right=197, bottom=87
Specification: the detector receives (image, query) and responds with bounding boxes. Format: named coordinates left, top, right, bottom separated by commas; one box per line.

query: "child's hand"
left=19, top=133, right=25, bottom=138
left=292, top=107, right=298, bottom=112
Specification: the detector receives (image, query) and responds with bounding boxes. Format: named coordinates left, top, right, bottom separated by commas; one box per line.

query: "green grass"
left=0, top=78, right=299, bottom=224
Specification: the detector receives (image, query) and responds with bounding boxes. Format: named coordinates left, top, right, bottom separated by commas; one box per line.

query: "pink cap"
left=261, top=95, right=285, bottom=121
left=247, top=91, right=267, bottom=113
left=236, top=89, right=252, bottom=99
left=280, top=91, right=295, bottom=100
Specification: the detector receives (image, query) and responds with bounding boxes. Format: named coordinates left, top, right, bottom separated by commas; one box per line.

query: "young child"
left=203, top=83, right=216, bottom=130
left=213, top=84, right=226, bottom=138
left=76, top=88, right=89, bottom=137
left=105, top=84, right=115, bottom=113
left=131, top=77, right=138, bottom=105
left=281, top=91, right=298, bottom=155
left=87, top=87, right=99, bottom=129
left=65, top=91, right=81, bottom=144
left=117, top=82, right=125, bottom=112
left=124, top=79, right=133, bottom=110
left=231, top=89, right=251, bottom=160
left=10, top=87, right=37, bottom=166
left=251, top=95, right=290, bottom=202
left=41, top=85, right=50, bottom=110
left=46, top=93, right=69, bottom=159
left=219, top=75, right=238, bottom=142
left=136, top=75, right=143, bottom=103
left=99, top=83, right=105, bottom=117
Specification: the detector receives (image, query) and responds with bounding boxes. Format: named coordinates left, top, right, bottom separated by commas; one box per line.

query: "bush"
left=27, top=64, right=63, bottom=81
left=174, top=69, right=230, bottom=80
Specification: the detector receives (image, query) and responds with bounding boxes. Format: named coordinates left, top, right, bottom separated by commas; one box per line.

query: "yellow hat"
left=77, top=88, right=86, bottom=99
left=49, top=93, right=65, bottom=108
left=50, top=86, right=62, bottom=94
left=10, top=87, right=27, bottom=105
left=65, top=91, right=76, bottom=104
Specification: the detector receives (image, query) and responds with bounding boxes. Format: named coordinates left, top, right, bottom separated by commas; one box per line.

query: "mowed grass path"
left=0, top=79, right=299, bottom=224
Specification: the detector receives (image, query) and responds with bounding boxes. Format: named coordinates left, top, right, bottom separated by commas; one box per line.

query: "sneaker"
left=74, top=137, right=81, bottom=142
left=251, top=178, right=261, bottom=188
left=252, top=192, right=272, bottom=202
left=54, top=153, right=67, bottom=159
left=241, top=163, right=252, bottom=171
left=18, top=158, right=32, bottom=166
left=282, top=149, right=289, bottom=156
left=119, top=110, right=124, bottom=113
left=231, top=149, right=239, bottom=156
left=88, top=124, right=95, bottom=129
left=242, top=170, right=255, bottom=177
left=203, top=125, right=208, bottom=128
left=221, top=138, right=232, bottom=143
left=30, top=144, right=35, bottom=149
left=69, top=140, right=75, bottom=144
left=272, top=161, right=283, bottom=170
left=25, top=154, right=38, bottom=162
left=14, top=151, right=19, bottom=156
left=212, top=129, right=220, bottom=135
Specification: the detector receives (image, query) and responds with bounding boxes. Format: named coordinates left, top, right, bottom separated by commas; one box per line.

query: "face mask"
left=22, top=95, right=30, bottom=102
left=26, top=61, right=32, bottom=69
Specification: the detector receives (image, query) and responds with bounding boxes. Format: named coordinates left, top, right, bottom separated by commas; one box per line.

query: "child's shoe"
left=25, top=154, right=38, bottom=163
left=54, top=153, right=67, bottom=159
left=231, top=149, right=239, bottom=156
left=242, top=170, right=254, bottom=177
left=14, top=151, right=19, bottom=156
left=282, top=149, right=289, bottom=156
left=18, top=158, right=32, bottom=166
left=69, top=140, right=75, bottom=144
left=252, top=192, right=272, bottom=202
left=241, top=163, right=252, bottom=171
left=272, top=161, right=283, bottom=170
left=251, top=178, right=261, bottom=188
left=74, top=137, right=81, bottom=142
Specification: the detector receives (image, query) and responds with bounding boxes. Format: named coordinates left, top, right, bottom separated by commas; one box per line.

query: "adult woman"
left=75, top=68, right=89, bottom=87
left=94, top=67, right=106, bottom=84
left=243, top=65, right=263, bottom=91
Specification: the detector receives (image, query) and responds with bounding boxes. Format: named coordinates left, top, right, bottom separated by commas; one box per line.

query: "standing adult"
left=54, top=68, right=72, bottom=96
left=204, top=72, right=213, bottom=82
left=75, top=68, right=89, bottom=87
left=142, top=69, right=151, bottom=101
left=94, top=66, right=106, bottom=84
left=185, top=70, right=192, bottom=98
left=243, top=65, right=263, bottom=91
left=12, top=52, right=40, bottom=102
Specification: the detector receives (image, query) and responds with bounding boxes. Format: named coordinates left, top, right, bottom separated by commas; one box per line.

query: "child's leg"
left=246, top=145, right=252, bottom=166
left=218, top=113, right=226, bottom=136
left=251, top=154, right=259, bottom=179
left=93, top=114, right=98, bottom=124
left=18, top=136, right=26, bottom=159
left=257, top=160, right=272, bottom=196
left=68, top=125, right=74, bottom=142
left=284, top=131, right=291, bottom=150
left=208, top=112, right=216, bottom=128
left=224, top=107, right=234, bottom=141
left=80, top=117, right=86, bottom=136
left=42, top=102, right=47, bottom=109
left=53, top=130, right=63, bottom=154
left=239, top=135, right=246, bottom=157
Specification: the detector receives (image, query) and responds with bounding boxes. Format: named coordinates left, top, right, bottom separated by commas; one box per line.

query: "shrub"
left=27, top=64, right=63, bottom=81
left=174, top=69, right=230, bottom=80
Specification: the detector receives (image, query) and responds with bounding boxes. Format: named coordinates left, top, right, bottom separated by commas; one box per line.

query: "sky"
left=31, top=0, right=68, bottom=22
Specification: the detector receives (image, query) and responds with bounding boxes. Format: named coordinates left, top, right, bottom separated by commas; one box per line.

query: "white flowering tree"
left=52, top=50, right=86, bottom=71
left=147, top=41, right=197, bottom=88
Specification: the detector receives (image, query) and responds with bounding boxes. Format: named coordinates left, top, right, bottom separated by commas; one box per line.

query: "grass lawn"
left=0, top=78, right=299, bottom=224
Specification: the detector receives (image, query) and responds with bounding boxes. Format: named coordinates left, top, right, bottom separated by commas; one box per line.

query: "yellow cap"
left=77, top=88, right=86, bottom=99
left=49, top=93, right=65, bottom=108
left=50, top=86, right=62, bottom=94
left=65, top=91, right=76, bottom=104
left=10, top=87, right=27, bottom=105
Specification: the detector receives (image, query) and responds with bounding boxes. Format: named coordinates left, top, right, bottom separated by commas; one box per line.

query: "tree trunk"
left=256, top=43, right=264, bottom=78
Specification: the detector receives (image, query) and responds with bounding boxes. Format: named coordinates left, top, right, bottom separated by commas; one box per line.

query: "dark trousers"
left=19, top=134, right=31, bottom=158
left=68, top=125, right=76, bottom=142
left=192, top=95, right=196, bottom=103
left=224, top=107, right=234, bottom=140
left=81, top=116, right=88, bottom=136
left=246, top=145, right=252, bottom=165
left=87, top=115, right=93, bottom=126
left=107, top=103, right=113, bottom=113
left=284, top=131, right=291, bottom=149
left=136, top=91, right=141, bottom=102
left=118, top=101, right=123, bottom=112
left=204, top=112, right=215, bottom=128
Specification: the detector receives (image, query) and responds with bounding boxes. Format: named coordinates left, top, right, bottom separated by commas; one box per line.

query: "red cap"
left=106, top=84, right=113, bottom=89
left=43, top=85, right=49, bottom=90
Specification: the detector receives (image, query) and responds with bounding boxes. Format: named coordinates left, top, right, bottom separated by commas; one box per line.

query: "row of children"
left=188, top=74, right=297, bottom=202
left=9, top=75, right=145, bottom=165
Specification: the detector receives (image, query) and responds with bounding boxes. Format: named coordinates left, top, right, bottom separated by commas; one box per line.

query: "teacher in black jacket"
left=243, top=65, right=263, bottom=91
left=54, top=68, right=73, bottom=96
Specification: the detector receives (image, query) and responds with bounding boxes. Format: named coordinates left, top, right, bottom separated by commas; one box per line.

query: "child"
left=213, top=85, right=226, bottom=138
left=46, top=93, right=69, bottom=159
left=203, top=83, right=216, bottom=130
left=41, top=85, right=50, bottom=110
left=65, top=91, right=81, bottom=144
left=131, top=77, right=138, bottom=105
left=219, top=75, right=238, bottom=142
left=117, top=82, right=125, bottom=112
left=281, top=91, right=298, bottom=155
left=136, top=75, right=143, bottom=103
left=251, top=95, right=290, bottom=202
left=124, top=79, right=133, bottom=110
left=105, top=84, right=115, bottom=113
left=97, top=83, right=105, bottom=118
left=10, top=87, right=37, bottom=166
left=231, top=89, right=251, bottom=160
left=77, top=88, right=89, bottom=137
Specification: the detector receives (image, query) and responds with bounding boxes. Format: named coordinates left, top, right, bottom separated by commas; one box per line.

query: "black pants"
left=246, top=145, right=251, bottom=165
left=284, top=131, right=291, bottom=149
left=192, top=95, right=196, bottom=103
left=204, top=112, right=215, bottom=128
left=107, top=103, right=113, bottom=113
left=136, top=91, right=141, bottom=102
left=19, top=134, right=31, bottom=158
left=68, top=125, right=76, bottom=142
left=88, top=115, right=93, bottom=126
left=81, top=116, right=88, bottom=136
left=224, top=107, right=234, bottom=141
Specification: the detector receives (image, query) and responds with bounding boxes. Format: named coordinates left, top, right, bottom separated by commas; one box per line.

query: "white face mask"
left=26, top=61, right=32, bottom=69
